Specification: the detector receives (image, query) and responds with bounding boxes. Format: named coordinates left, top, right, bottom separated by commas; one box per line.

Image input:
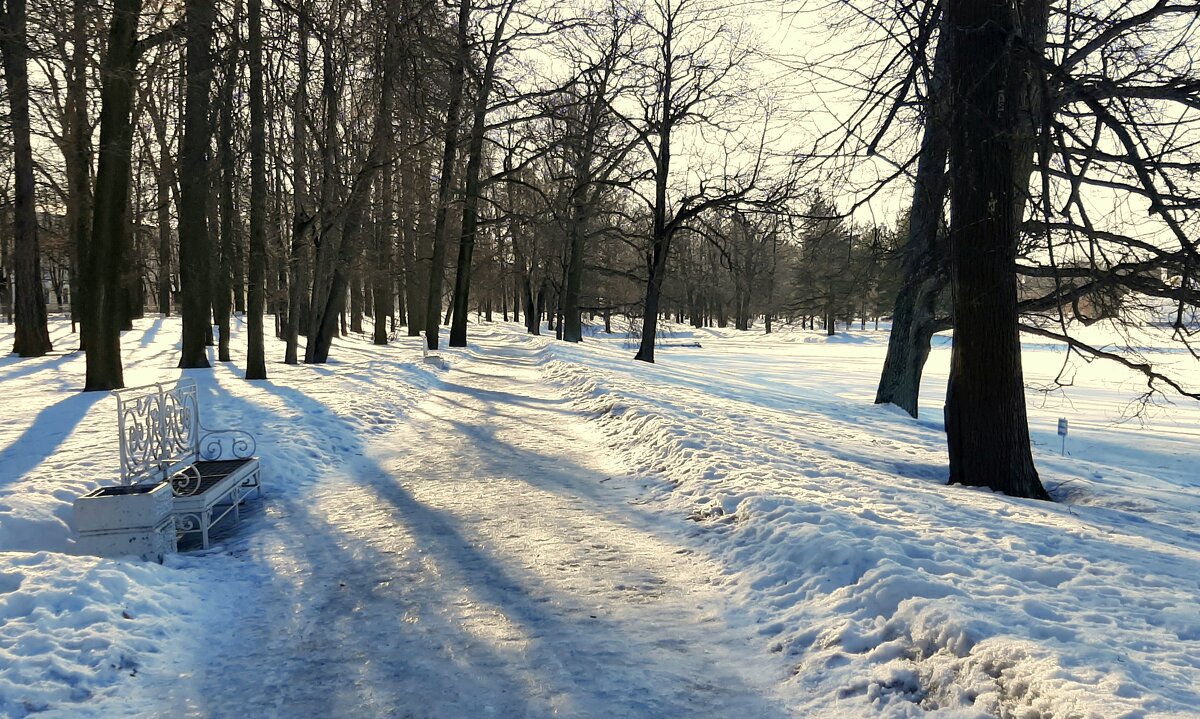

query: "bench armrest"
left=198, top=427, right=257, bottom=461
left=169, top=465, right=203, bottom=497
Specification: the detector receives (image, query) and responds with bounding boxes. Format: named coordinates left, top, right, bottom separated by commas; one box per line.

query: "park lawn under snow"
left=0, top=315, right=1197, bottom=718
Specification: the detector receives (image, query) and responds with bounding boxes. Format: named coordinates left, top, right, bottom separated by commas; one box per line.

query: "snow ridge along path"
left=1, top=320, right=791, bottom=718
left=543, top=327, right=1200, bottom=719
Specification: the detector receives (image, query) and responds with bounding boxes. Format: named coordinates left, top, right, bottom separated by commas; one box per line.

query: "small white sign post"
left=1057, top=417, right=1068, bottom=456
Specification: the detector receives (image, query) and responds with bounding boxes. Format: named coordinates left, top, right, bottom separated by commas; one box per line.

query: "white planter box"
left=77, top=516, right=177, bottom=563
left=74, top=481, right=173, bottom=534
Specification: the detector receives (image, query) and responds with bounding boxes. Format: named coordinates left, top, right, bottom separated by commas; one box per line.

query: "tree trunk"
left=350, top=268, right=364, bottom=334
left=245, top=0, right=267, bottom=379
left=66, top=0, right=93, bottom=336
left=447, top=106, right=489, bottom=347
left=875, top=11, right=952, bottom=417
left=1, top=0, right=52, bottom=357
left=304, top=0, right=400, bottom=363
left=635, top=101, right=673, bottom=363
left=155, top=122, right=173, bottom=316
left=216, top=30, right=237, bottom=363
left=944, top=0, right=1048, bottom=499
left=79, top=0, right=143, bottom=389
left=284, top=16, right=309, bottom=365
left=424, top=0, right=470, bottom=350
left=449, top=6, right=512, bottom=348
left=178, top=0, right=216, bottom=369
left=373, top=167, right=393, bottom=346
left=402, top=137, right=426, bottom=336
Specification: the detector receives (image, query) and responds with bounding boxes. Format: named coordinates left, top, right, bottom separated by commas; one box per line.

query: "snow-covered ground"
left=1, top=316, right=1197, bottom=718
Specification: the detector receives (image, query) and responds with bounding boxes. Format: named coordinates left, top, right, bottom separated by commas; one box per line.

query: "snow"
left=1, top=316, right=1198, bottom=718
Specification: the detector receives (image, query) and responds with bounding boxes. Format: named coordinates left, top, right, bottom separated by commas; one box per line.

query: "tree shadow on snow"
left=159, top=364, right=793, bottom=719
left=0, top=391, right=103, bottom=489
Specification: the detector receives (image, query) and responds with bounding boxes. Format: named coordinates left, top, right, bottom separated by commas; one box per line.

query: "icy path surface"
left=150, top=336, right=790, bottom=718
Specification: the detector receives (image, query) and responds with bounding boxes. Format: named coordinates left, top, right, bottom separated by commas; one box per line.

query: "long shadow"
left=0, top=350, right=83, bottom=384
left=0, top=391, right=102, bottom=489
left=363, top=463, right=795, bottom=718
left=181, top=367, right=793, bottom=717
left=138, top=316, right=165, bottom=347
left=162, top=373, right=558, bottom=717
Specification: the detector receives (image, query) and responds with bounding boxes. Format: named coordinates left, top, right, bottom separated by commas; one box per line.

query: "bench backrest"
left=114, top=379, right=201, bottom=485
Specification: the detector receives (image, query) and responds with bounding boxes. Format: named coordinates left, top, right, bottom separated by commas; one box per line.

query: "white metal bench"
left=114, top=378, right=262, bottom=549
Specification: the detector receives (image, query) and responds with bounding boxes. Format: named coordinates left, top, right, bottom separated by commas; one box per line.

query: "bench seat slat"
left=194, top=458, right=256, bottom=480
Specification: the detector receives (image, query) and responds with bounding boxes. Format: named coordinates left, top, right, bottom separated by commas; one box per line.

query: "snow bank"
left=0, top=552, right=199, bottom=718
left=543, top=330, right=1200, bottom=718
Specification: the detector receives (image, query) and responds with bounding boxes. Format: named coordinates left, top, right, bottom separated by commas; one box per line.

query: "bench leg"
left=249, top=469, right=262, bottom=499
left=201, top=509, right=212, bottom=549
left=233, top=487, right=241, bottom=522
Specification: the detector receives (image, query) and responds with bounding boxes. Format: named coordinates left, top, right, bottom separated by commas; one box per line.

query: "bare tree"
left=1, top=0, right=52, bottom=356
left=942, top=0, right=1048, bottom=499
left=628, top=0, right=786, bottom=363
left=245, top=0, right=267, bottom=379
left=178, top=0, right=217, bottom=369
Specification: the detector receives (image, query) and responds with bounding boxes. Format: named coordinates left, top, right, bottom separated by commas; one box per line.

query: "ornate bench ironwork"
left=114, top=378, right=263, bottom=548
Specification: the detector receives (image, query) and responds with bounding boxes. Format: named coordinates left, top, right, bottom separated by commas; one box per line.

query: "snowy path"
left=152, top=335, right=790, bottom=718
left=8, top=318, right=1197, bottom=718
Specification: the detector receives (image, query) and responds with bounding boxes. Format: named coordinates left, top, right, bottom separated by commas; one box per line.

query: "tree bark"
left=875, top=24, right=953, bottom=417
left=304, top=0, right=400, bottom=363
left=153, top=115, right=173, bottom=316
left=401, top=133, right=427, bottom=336
left=423, top=0, right=470, bottom=350
left=216, top=26, right=238, bottom=363
left=178, top=0, right=217, bottom=369
left=372, top=166, right=394, bottom=346
left=944, top=0, right=1048, bottom=499
left=284, top=15, right=310, bottom=364
left=65, top=0, right=93, bottom=336
left=635, top=25, right=675, bottom=364
left=79, top=0, right=143, bottom=389
left=245, top=0, right=267, bottom=379
left=1, top=0, right=53, bottom=357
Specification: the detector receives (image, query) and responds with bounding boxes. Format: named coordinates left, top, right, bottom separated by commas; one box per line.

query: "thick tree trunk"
left=302, top=38, right=342, bottom=364
left=944, top=0, right=1048, bottom=499
left=1, top=0, right=52, bottom=357
left=245, top=0, right=267, bottom=379
left=178, top=0, right=216, bottom=369
left=349, top=268, right=363, bottom=334
left=875, top=277, right=944, bottom=415
left=79, top=0, right=143, bottom=389
left=561, top=195, right=588, bottom=342
left=875, top=11, right=953, bottom=418
left=523, top=276, right=539, bottom=335
left=424, top=0, right=469, bottom=350
left=449, top=6, right=513, bottom=348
